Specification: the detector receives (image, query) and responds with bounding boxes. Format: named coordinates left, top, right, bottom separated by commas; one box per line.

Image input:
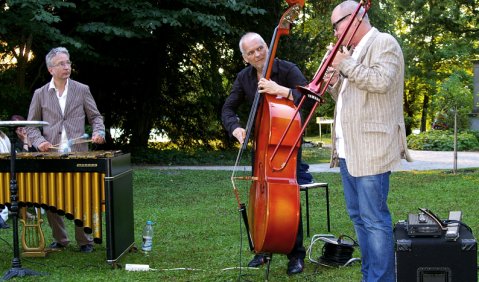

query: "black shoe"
left=47, top=242, right=65, bottom=251
left=80, top=244, right=93, bottom=253
left=248, top=254, right=266, bottom=267
left=287, top=257, right=304, bottom=275
left=0, top=217, right=9, bottom=229
left=0, top=221, right=9, bottom=229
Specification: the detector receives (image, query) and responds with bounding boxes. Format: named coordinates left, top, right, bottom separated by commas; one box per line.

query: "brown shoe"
left=80, top=244, right=94, bottom=253
left=46, top=242, right=65, bottom=252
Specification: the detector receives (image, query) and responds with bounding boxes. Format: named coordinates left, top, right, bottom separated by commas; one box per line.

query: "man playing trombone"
left=325, top=1, right=411, bottom=281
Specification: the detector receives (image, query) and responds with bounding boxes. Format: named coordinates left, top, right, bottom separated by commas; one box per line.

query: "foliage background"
left=407, top=129, right=479, bottom=151
left=0, top=0, right=478, bottom=151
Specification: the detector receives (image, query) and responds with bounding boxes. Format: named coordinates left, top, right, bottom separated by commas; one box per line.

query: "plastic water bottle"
left=142, top=220, right=153, bottom=254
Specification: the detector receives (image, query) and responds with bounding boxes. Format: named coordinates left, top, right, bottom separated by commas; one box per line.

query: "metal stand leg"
left=325, top=184, right=330, bottom=232
left=305, top=189, right=311, bottom=237
left=300, top=183, right=331, bottom=236
left=2, top=126, right=43, bottom=280
left=264, top=254, right=272, bottom=282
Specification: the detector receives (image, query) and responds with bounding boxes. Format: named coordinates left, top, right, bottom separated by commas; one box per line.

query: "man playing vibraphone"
left=26, top=47, right=106, bottom=253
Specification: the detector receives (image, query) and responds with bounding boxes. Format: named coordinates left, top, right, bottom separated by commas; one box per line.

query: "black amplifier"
left=395, top=221, right=477, bottom=282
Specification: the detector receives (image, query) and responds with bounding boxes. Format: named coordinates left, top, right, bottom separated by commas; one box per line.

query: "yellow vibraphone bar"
left=0, top=151, right=134, bottom=265
left=0, top=170, right=104, bottom=242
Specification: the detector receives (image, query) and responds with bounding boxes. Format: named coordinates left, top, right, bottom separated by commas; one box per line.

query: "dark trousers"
left=288, top=208, right=306, bottom=260
left=46, top=211, right=93, bottom=246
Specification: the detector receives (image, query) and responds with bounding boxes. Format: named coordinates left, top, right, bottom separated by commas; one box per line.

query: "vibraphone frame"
left=0, top=151, right=134, bottom=265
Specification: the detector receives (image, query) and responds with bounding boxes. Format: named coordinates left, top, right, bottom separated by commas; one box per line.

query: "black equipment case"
left=394, top=221, right=477, bottom=282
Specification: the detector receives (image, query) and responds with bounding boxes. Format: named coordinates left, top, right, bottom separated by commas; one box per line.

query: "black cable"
left=338, top=234, right=359, bottom=246
left=237, top=207, right=253, bottom=282
left=0, top=234, right=12, bottom=248
left=238, top=207, right=243, bottom=281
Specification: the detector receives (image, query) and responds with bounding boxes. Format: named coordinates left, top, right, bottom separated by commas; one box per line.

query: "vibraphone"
left=0, top=150, right=134, bottom=264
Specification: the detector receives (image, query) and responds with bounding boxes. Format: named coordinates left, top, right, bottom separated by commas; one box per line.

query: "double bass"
left=231, top=0, right=304, bottom=255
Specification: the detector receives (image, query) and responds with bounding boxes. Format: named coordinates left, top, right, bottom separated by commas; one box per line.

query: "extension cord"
left=125, top=264, right=150, bottom=271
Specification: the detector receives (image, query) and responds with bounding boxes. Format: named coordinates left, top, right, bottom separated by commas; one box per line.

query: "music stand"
left=0, top=120, right=48, bottom=280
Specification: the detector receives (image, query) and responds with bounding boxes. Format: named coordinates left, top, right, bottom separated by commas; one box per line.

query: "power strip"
left=125, top=264, right=150, bottom=271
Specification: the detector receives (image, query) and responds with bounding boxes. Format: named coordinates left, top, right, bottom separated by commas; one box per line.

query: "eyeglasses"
left=52, top=60, right=72, bottom=68
left=332, top=14, right=351, bottom=32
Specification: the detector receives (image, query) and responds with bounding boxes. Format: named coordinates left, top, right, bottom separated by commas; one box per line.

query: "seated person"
left=0, top=130, right=10, bottom=228
left=11, top=115, right=36, bottom=152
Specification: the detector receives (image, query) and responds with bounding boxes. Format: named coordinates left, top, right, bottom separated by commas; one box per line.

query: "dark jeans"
left=297, top=146, right=313, bottom=185
left=339, top=158, right=394, bottom=282
left=288, top=208, right=306, bottom=260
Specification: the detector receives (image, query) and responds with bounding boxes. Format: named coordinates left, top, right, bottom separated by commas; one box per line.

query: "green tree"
left=433, top=70, right=473, bottom=130
left=0, top=0, right=269, bottom=149
left=1, top=0, right=478, bottom=151
left=79, top=0, right=270, bottom=149
left=395, top=0, right=479, bottom=133
left=0, top=0, right=77, bottom=118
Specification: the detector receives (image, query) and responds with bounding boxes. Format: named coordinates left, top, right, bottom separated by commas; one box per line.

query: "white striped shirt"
left=335, top=28, right=374, bottom=159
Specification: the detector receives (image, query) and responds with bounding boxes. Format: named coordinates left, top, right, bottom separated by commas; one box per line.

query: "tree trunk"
left=420, top=94, right=430, bottom=132
left=453, top=107, right=458, bottom=174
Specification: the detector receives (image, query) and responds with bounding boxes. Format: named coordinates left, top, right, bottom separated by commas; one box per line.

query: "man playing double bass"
left=221, top=32, right=313, bottom=275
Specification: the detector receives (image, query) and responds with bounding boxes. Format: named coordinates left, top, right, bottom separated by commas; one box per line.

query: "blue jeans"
left=339, top=159, right=395, bottom=282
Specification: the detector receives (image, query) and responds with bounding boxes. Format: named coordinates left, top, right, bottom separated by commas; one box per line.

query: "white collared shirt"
left=49, top=79, right=70, bottom=150
left=335, top=28, right=374, bottom=159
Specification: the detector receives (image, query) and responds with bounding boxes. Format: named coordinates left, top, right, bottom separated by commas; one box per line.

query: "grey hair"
left=239, top=32, right=266, bottom=55
left=46, top=47, right=70, bottom=67
left=338, top=0, right=369, bottom=23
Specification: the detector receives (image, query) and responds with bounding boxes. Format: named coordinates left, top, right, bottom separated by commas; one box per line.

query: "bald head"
left=333, top=0, right=369, bottom=24
left=331, top=0, right=371, bottom=46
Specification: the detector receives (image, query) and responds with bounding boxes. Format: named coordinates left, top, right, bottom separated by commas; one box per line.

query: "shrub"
left=407, top=130, right=479, bottom=151
left=129, top=143, right=252, bottom=165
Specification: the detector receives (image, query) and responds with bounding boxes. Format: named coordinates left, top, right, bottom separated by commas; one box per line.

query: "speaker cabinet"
left=395, top=222, right=477, bottom=282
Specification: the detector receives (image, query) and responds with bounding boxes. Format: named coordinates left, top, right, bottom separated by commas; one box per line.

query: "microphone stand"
left=0, top=121, right=47, bottom=280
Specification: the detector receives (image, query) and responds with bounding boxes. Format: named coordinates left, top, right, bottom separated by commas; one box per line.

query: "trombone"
left=269, top=0, right=371, bottom=171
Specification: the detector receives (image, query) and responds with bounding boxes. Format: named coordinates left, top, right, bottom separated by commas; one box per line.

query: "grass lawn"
left=1, top=168, right=478, bottom=281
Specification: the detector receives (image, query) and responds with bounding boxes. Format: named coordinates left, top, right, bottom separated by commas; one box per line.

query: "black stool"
left=300, top=182, right=330, bottom=237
